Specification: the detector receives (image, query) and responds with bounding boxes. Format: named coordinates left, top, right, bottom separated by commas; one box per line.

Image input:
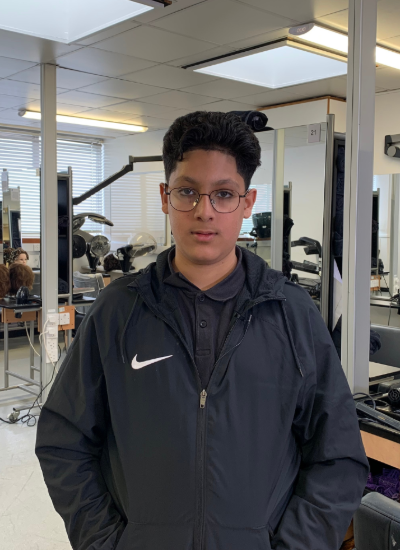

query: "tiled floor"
left=0, top=335, right=72, bottom=550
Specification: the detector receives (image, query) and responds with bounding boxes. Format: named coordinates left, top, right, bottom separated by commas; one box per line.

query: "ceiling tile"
left=121, top=64, right=217, bottom=89
left=56, top=90, right=127, bottom=108
left=55, top=47, right=156, bottom=78
left=168, top=45, right=238, bottom=68
left=234, top=0, right=348, bottom=22
left=152, top=0, right=296, bottom=45
left=77, top=79, right=169, bottom=100
left=139, top=90, right=220, bottom=108
left=0, top=79, right=67, bottom=100
left=226, top=27, right=289, bottom=51
left=74, top=21, right=141, bottom=46
left=197, top=99, right=259, bottom=112
left=315, top=10, right=348, bottom=32
left=318, top=2, right=400, bottom=40
left=92, top=25, right=214, bottom=63
left=22, top=99, right=92, bottom=116
left=124, top=115, right=172, bottom=129
left=0, top=29, right=82, bottom=64
left=380, top=34, right=400, bottom=49
left=96, top=99, right=179, bottom=117
left=8, top=66, right=109, bottom=89
left=182, top=78, right=268, bottom=99
left=375, top=67, right=400, bottom=91
left=0, top=94, right=34, bottom=110
left=376, top=0, right=400, bottom=40
left=56, top=68, right=109, bottom=89
left=73, top=108, right=137, bottom=122
left=274, top=76, right=349, bottom=101
left=0, top=56, right=37, bottom=79
left=133, top=0, right=206, bottom=24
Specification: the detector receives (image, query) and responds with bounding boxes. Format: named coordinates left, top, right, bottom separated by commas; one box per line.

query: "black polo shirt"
left=164, top=246, right=246, bottom=388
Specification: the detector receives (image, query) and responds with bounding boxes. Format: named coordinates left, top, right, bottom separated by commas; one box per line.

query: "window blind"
left=108, top=170, right=166, bottom=246
left=0, top=131, right=104, bottom=236
left=241, top=183, right=272, bottom=234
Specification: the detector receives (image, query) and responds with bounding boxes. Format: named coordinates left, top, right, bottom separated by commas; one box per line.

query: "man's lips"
left=191, top=231, right=217, bottom=241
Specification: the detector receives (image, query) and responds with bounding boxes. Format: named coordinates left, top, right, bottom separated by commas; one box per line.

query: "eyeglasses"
left=164, top=185, right=248, bottom=214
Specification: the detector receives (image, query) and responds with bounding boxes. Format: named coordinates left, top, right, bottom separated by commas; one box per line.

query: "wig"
left=0, top=265, right=10, bottom=298
left=3, top=248, right=14, bottom=267
left=9, top=247, right=29, bottom=264
left=103, top=253, right=121, bottom=272
left=9, top=264, right=35, bottom=294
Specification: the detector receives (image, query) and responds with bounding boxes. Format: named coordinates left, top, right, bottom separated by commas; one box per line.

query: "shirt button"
left=198, top=294, right=205, bottom=302
left=199, top=320, right=207, bottom=328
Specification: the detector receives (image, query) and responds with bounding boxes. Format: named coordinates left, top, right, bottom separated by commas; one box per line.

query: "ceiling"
left=1, top=0, right=400, bottom=139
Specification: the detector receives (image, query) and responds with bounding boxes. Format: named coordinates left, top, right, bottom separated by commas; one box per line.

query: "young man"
left=36, top=112, right=368, bottom=550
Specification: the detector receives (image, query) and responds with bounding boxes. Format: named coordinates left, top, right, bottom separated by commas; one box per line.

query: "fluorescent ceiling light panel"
left=1, top=0, right=154, bottom=43
left=290, top=24, right=400, bottom=71
left=19, top=110, right=147, bottom=132
left=194, top=43, right=347, bottom=89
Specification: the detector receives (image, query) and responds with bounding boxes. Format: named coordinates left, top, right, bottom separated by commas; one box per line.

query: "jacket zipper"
left=131, top=290, right=286, bottom=550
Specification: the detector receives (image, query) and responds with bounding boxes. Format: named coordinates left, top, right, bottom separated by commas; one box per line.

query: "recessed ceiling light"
left=19, top=110, right=148, bottom=133
left=0, top=1, right=159, bottom=43
left=193, top=41, right=347, bottom=89
left=290, top=23, right=400, bottom=71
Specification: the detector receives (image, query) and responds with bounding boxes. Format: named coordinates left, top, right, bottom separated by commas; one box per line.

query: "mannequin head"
left=10, top=247, right=29, bottom=266
left=0, top=265, right=10, bottom=298
left=3, top=248, right=14, bottom=267
left=9, top=264, right=34, bottom=295
left=103, top=253, right=121, bottom=272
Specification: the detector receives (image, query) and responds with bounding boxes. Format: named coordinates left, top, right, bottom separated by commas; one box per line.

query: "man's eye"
left=215, top=190, right=234, bottom=199
left=178, top=188, right=196, bottom=196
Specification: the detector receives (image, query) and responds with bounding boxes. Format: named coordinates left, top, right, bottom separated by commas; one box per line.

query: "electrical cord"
left=353, top=392, right=376, bottom=409
left=25, top=322, right=41, bottom=357
left=0, top=321, right=64, bottom=427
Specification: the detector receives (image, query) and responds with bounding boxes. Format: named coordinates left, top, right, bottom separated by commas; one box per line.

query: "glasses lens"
left=170, top=188, right=199, bottom=211
left=211, top=189, right=240, bottom=213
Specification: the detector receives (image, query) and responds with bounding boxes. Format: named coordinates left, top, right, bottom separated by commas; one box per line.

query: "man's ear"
left=160, top=183, right=169, bottom=215
left=243, top=188, right=257, bottom=218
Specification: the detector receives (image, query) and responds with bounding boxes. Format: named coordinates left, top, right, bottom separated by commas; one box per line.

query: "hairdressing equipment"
left=250, top=212, right=271, bottom=239
left=356, top=401, right=400, bottom=432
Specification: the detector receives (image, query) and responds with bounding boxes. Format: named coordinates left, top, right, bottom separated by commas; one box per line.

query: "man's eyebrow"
left=174, top=176, right=241, bottom=188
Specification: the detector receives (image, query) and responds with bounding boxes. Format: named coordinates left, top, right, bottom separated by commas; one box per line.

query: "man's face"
left=160, top=149, right=257, bottom=265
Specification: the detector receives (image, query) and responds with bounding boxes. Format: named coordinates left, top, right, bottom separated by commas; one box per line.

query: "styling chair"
left=370, top=324, right=400, bottom=369
left=354, top=492, right=400, bottom=549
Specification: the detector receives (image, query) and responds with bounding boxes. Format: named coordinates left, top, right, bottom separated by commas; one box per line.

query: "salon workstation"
left=2, top=1, right=400, bottom=549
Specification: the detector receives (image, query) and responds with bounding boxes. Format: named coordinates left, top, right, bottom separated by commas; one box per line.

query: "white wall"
left=262, top=99, right=328, bottom=130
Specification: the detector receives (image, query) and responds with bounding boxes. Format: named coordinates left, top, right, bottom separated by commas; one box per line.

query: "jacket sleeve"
left=271, top=293, right=369, bottom=550
left=35, top=311, right=126, bottom=550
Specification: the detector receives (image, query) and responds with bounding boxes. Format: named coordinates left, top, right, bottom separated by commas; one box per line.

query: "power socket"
left=59, top=312, right=70, bottom=326
left=45, top=335, right=58, bottom=363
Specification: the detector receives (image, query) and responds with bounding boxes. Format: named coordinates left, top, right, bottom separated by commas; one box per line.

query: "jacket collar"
left=128, top=246, right=286, bottom=315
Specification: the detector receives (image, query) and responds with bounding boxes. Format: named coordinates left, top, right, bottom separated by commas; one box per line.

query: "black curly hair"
left=163, top=111, right=261, bottom=190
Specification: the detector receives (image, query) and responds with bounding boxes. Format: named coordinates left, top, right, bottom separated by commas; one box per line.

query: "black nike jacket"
left=35, top=248, right=369, bottom=550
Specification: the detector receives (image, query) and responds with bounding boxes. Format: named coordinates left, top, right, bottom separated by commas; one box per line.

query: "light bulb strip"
left=290, top=24, right=400, bottom=72
left=19, top=110, right=147, bottom=133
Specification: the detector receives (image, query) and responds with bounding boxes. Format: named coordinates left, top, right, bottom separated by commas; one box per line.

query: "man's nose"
left=194, top=194, right=215, bottom=219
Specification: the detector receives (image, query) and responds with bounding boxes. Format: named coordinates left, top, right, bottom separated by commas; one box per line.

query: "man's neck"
left=173, top=248, right=238, bottom=291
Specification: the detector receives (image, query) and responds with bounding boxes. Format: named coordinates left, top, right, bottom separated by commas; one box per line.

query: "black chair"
left=370, top=324, right=400, bottom=369
left=354, top=492, right=400, bottom=549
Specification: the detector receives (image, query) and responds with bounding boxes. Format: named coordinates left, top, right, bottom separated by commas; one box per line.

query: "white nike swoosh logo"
left=131, top=354, right=173, bottom=370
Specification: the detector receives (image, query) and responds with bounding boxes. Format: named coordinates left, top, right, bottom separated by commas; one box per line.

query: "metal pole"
left=29, top=319, right=35, bottom=380
left=271, top=129, right=285, bottom=271
left=320, top=114, right=335, bottom=325
left=341, top=0, right=377, bottom=393
left=40, top=63, right=58, bottom=401
left=4, top=321, right=9, bottom=389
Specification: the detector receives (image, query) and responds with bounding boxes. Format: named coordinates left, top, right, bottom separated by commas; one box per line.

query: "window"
left=107, top=171, right=166, bottom=246
left=240, top=183, right=272, bottom=234
left=0, top=131, right=104, bottom=236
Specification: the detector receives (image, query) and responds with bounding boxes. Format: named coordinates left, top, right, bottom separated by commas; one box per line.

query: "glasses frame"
left=164, top=184, right=249, bottom=214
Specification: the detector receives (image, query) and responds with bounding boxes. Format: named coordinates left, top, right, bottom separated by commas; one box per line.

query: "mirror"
left=1, top=169, right=41, bottom=296
left=282, top=123, right=327, bottom=311
left=369, top=173, right=400, bottom=378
